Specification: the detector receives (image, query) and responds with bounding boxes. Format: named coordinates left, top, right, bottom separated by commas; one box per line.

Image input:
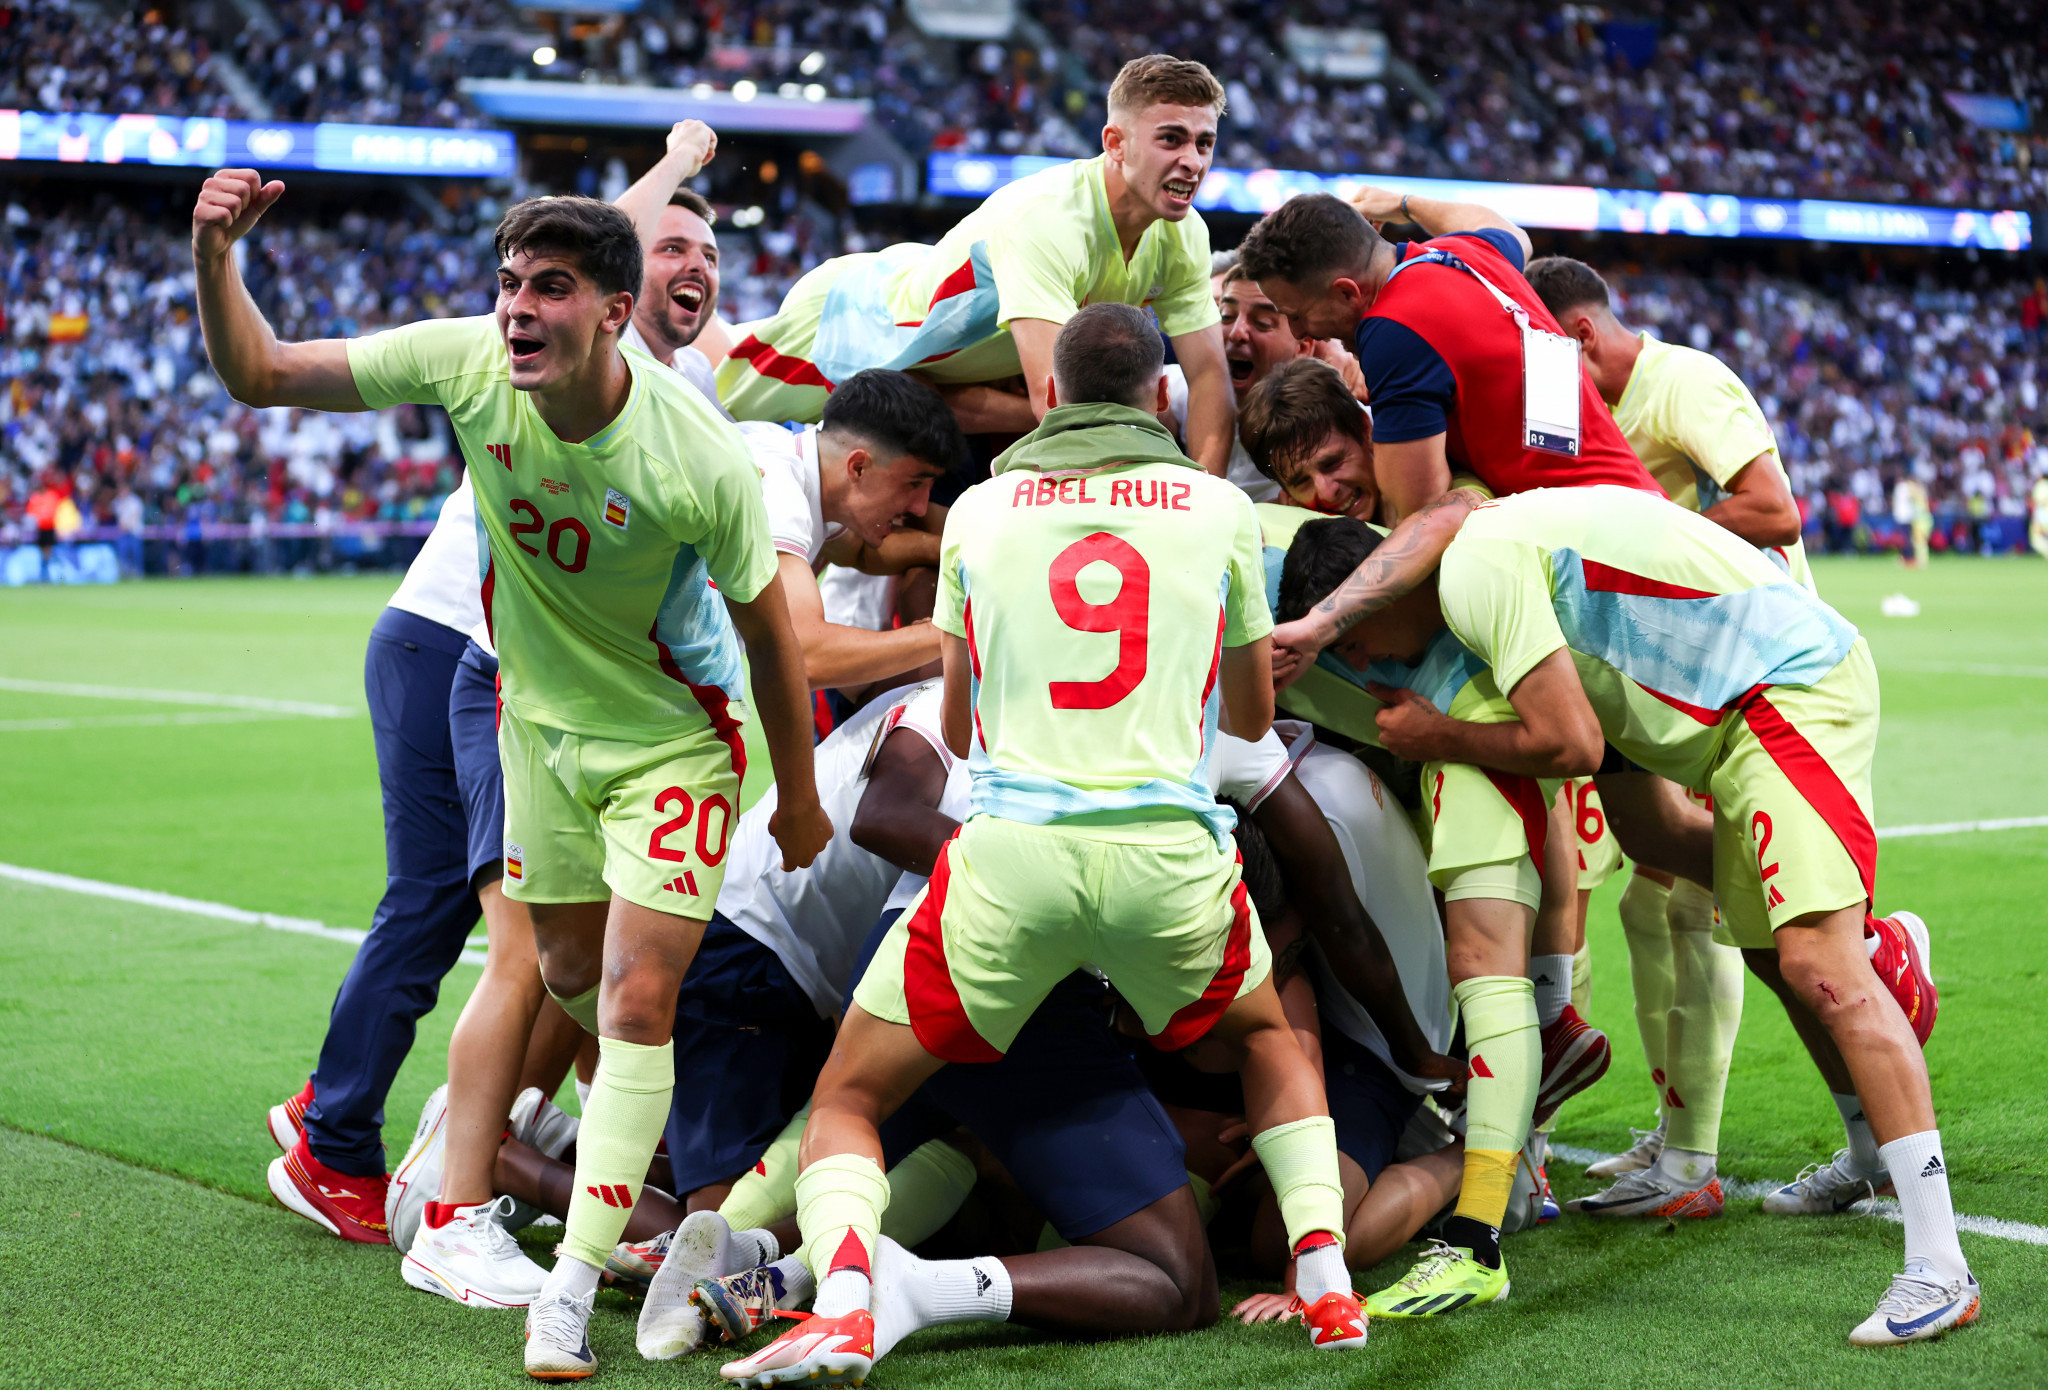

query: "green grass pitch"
left=2, top=557, right=2045, bottom=1389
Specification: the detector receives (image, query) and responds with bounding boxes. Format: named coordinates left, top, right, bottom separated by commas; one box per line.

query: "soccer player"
left=1269, top=509, right=1604, bottom=1315
left=1524, top=254, right=1804, bottom=1213
left=737, top=370, right=968, bottom=692
left=612, top=119, right=729, bottom=409
left=715, top=55, right=1236, bottom=476
left=1237, top=357, right=1379, bottom=521
left=1323, top=485, right=1974, bottom=1346
left=1162, top=266, right=1370, bottom=503
left=190, top=169, right=833, bottom=1380
left=1894, top=472, right=1933, bottom=568
left=722, top=303, right=1367, bottom=1387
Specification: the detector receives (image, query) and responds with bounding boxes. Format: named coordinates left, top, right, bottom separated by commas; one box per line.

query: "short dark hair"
left=1524, top=256, right=1612, bottom=321
left=1236, top=193, right=1383, bottom=289
left=1051, top=303, right=1164, bottom=409
left=821, top=369, right=970, bottom=474
left=1238, top=358, right=1369, bottom=482
left=669, top=187, right=716, bottom=225
left=1276, top=515, right=1381, bottom=625
left=494, top=196, right=642, bottom=298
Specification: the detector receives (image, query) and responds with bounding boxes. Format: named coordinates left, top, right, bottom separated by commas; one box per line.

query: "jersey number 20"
left=1047, top=532, right=1150, bottom=710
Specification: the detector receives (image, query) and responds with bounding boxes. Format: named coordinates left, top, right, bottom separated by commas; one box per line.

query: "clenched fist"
left=192, top=168, right=284, bottom=262
left=665, top=119, right=718, bottom=178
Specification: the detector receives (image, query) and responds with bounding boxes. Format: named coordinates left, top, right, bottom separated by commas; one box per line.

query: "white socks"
left=574, top=1077, right=592, bottom=1110
left=1833, top=1091, right=1884, bottom=1176
left=767, top=1255, right=816, bottom=1308
left=732, top=1226, right=780, bottom=1271
left=1295, top=1239, right=1351, bottom=1305
left=541, top=1251, right=602, bottom=1300
left=1879, top=1130, right=1969, bottom=1284
left=871, top=1235, right=1012, bottom=1360
left=814, top=1270, right=871, bottom=1320
left=1654, top=1146, right=1716, bottom=1186
left=1531, top=953, right=1573, bottom=1028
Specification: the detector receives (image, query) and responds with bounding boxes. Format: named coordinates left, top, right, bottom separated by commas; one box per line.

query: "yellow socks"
left=559, top=1036, right=674, bottom=1269
left=1250, top=1115, right=1347, bottom=1252
left=718, top=1105, right=808, bottom=1234
left=879, top=1140, right=977, bottom=1247
left=1663, top=878, right=1744, bottom=1156
left=1452, top=975, right=1539, bottom=1228
left=1618, top=872, right=1675, bottom=1115
left=798, top=1152, right=891, bottom=1316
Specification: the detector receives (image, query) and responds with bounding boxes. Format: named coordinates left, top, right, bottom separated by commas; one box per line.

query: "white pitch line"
left=1882, top=661, right=2048, bottom=679
left=1547, top=1143, right=2048, bottom=1246
left=0, top=862, right=485, bottom=968
left=0, top=710, right=303, bottom=733
left=1876, top=815, right=2048, bottom=839
left=0, top=676, right=354, bottom=718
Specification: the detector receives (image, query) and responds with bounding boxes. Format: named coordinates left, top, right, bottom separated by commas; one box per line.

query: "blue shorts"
left=854, top=911, right=1189, bottom=1241
left=664, top=912, right=835, bottom=1197
left=1323, top=1027, right=1426, bottom=1183
left=449, top=640, right=505, bottom=887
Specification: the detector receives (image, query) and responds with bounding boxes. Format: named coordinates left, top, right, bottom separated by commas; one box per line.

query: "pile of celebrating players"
left=205, top=55, right=1980, bottom=1386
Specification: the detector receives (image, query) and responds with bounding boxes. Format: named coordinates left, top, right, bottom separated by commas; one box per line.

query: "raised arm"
left=613, top=120, right=717, bottom=248
left=1348, top=184, right=1533, bottom=262
left=723, top=573, right=834, bottom=868
left=192, top=170, right=365, bottom=411
left=1170, top=322, right=1234, bottom=477
left=1011, top=317, right=1062, bottom=420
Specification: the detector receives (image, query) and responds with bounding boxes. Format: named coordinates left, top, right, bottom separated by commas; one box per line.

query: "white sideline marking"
left=1547, top=1143, right=2048, bottom=1246
left=0, top=862, right=485, bottom=968
left=0, top=676, right=354, bottom=718
left=0, top=710, right=301, bottom=733
left=1883, top=661, right=2048, bottom=679
left=1876, top=815, right=2048, bottom=839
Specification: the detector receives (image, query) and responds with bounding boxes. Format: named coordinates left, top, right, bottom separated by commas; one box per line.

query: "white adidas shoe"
left=637, top=1210, right=733, bottom=1359
left=386, top=1084, right=449, bottom=1252
left=1761, top=1148, right=1890, bottom=1215
left=1587, top=1120, right=1665, bottom=1179
left=524, top=1286, right=598, bottom=1381
left=1848, top=1266, right=1981, bottom=1346
left=403, top=1194, right=549, bottom=1309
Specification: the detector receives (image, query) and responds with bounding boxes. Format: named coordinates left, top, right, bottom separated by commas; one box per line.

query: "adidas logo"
left=1533, top=972, right=1555, bottom=986
left=1921, top=1154, right=1946, bottom=1177
left=974, top=1268, right=992, bottom=1296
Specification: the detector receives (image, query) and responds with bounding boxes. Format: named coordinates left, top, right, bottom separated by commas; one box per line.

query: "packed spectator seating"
left=4, top=0, right=2044, bottom=209
left=3, top=176, right=2043, bottom=569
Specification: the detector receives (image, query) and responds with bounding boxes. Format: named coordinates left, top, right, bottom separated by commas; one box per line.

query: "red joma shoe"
left=267, top=1078, right=314, bottom=1152
left=267, top=1133, right=390, bottom=1244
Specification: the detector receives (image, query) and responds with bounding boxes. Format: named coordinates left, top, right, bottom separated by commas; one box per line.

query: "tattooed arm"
left=1269, top=486, right=1484, bottom=689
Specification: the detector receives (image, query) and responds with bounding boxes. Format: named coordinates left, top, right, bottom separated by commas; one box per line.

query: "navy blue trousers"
left=304, top=607, right=481, bottom=1176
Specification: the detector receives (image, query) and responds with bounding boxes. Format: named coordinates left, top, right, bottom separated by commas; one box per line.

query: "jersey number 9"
left=1047, top=532, right=1150, bottom=710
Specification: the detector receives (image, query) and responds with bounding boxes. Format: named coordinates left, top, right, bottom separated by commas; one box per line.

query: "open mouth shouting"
left=506, top=328, right=547, bottom=365
left=670, top=277, right=708, bottom=319
left=1160, top=176, right=1200, bottom=211
left=1226, top=349, right=1256, bottom=386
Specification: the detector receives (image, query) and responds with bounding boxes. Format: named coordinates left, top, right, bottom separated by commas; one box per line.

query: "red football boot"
left=1868, top=912, right=1938, bottom=1046
left=267, top=1133, right=390, bottom=1244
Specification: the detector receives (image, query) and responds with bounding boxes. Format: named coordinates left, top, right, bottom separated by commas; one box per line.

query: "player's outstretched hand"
left=666, top=119, right=718, bottom=176
left=1233, top=1292, right=1306, bottom=1326
left=1365, top=683, right=1445, bottom=761
left=192, top=169, right=284, bottom=261
left=769, top=797, right=834, bottom=872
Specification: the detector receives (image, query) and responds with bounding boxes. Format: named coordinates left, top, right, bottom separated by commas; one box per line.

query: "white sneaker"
left=1848, top=1267, right=1981, bottom=1346
left=1586, top=1120, right=1665, bottom=1179
left=403, top=1194, right=549, bottom=1309
left=637, top=1210, right=733, bottom=1359
left=1761, top=1149, right=1891, bottom=1215
left=504, top=1087, right=579, bottom=1232
left=524, top=1286, right=598, bottom=1381
left=386, top=1084, right=449, bottom=1252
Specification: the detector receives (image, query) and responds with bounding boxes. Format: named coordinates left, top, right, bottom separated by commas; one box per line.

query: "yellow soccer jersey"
left=934, top=410, right=1268, bottom=834
left=1438, top=486, right=1861, bottom=790
left=349, top=316, right=778, bottom=743
left=1612, top=332, right=1814, bottom=589
left=883, top=156, right=1216, bottom=386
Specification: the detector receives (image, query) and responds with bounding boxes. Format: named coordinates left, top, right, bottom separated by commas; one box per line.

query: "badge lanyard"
left=1383, top=249, right=1583, bottom=457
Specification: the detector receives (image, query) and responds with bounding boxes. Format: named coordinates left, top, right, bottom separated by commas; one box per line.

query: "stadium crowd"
left=5, top=0, right=2045, bottom=208
left=4, top=184, right=2043, bottom=563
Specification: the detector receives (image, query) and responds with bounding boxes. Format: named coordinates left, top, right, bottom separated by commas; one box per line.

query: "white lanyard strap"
left=1382, top=248, right=1534, bottom=330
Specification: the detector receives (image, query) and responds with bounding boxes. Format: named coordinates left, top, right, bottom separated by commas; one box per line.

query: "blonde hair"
left=1107, top=54, right=1227, bottom=120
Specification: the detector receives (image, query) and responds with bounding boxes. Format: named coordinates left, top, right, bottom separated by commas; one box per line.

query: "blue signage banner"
left=926, top=153, right=2033, bottom=251
left=0, top=109, right=517, bottom=178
